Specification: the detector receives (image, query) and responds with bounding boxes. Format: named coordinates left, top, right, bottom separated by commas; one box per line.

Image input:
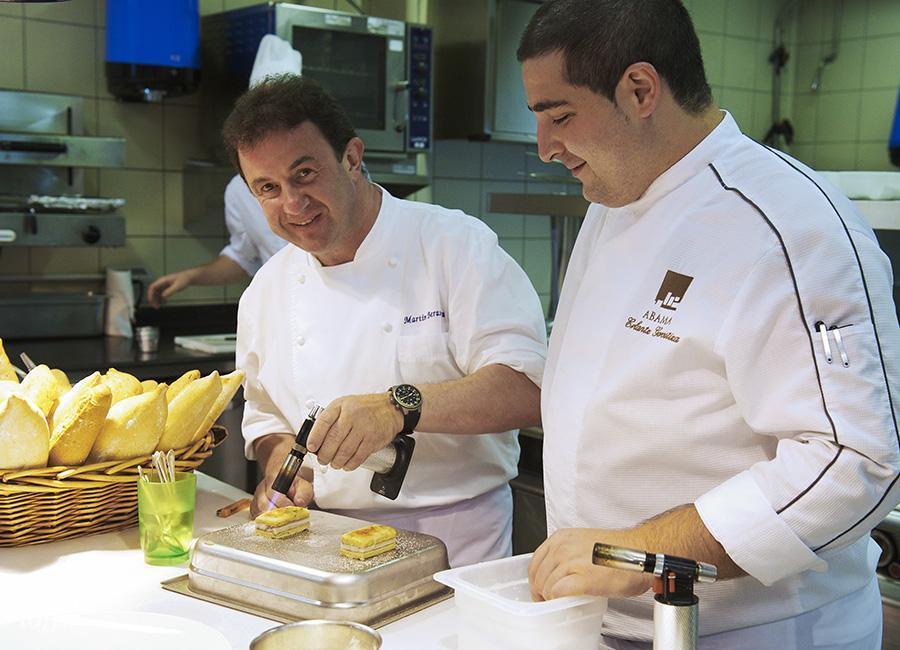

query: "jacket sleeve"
left=442, top=219, right=547, bottom=387
left=236, top=290, right=292, bottom=459
left=695, top=232, right=900, bottom=586
left=220, top=179, right=263, bottom=276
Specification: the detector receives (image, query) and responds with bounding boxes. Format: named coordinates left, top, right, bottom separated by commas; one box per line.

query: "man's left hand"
left=306, top=393, right=404, bottom=470
left=529, top=528, right=654, bottom=601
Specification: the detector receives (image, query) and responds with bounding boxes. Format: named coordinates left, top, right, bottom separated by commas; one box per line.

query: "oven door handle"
left=393, top=81, right=410, bottom=134
left=0, top=139, right=68, bottom=154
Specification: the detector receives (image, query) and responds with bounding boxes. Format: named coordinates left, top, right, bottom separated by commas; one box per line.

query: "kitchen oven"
left=201, top=3, right=431, bottom=155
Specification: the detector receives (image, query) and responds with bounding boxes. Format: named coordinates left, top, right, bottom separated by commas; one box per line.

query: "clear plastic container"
left=434, top=553, right=607, bottom=650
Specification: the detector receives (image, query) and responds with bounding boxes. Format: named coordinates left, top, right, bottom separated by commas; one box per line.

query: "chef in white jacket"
left=147, top=36, right=295, bottom=307
left=225, top=75, right=547, bottom=567
left=518, top=1, right=898, bottom=648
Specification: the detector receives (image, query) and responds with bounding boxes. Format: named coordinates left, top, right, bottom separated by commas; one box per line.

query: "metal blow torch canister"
left=271, top=404, right=416, bottom=500
left=592, top=543, right=717, bottom=650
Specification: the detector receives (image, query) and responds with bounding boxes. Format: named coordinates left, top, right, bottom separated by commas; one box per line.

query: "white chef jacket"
left=237, top=186, right=547, bottom=511
left=220, top=175, right=287, bottom=275
left=543, top=112, right=899, bottom=642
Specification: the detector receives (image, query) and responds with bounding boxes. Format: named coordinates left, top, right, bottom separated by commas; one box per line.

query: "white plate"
left=0, top=611, right=231, bottom=650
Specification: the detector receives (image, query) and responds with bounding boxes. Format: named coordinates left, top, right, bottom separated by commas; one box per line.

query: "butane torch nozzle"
left=271, top=404, right=322, bottom=495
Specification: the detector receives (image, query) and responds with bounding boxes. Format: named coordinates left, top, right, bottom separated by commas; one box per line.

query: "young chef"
left=224, top=75, right=547, bottom=567
left=518, top=0, right=899, bottom=648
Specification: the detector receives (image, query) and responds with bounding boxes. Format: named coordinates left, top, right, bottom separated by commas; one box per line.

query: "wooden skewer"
left=217, top=497, right=252, bottom=518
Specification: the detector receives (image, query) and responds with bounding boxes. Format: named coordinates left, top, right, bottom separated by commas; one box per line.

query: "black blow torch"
left=272, top=404, right=416, bottom=500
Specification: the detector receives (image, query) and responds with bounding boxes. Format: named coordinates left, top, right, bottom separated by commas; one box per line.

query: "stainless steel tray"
left=170, top=510, right=452, bottom=626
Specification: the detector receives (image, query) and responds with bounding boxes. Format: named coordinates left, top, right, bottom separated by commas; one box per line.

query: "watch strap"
left=400, top=406, right=420, bottom=436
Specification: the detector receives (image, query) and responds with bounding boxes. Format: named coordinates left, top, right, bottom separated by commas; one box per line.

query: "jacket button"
left=383, top=323, right=393, bottom=333
left=298, top=274, right=306, bottom=284
left=388, top=257, right=398, bottom=268
left=297, top=336, right=305, bottom=346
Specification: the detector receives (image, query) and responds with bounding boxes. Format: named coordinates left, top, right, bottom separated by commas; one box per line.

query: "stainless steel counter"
left=5, top=335, right=235, bottom=381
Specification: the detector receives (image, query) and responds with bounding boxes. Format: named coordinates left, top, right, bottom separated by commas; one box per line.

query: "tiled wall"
left=2, top=0, right=897, bottom=308
left=781, top=0, right=900, bottom=171
left=0, top=0, right=391, bottom=305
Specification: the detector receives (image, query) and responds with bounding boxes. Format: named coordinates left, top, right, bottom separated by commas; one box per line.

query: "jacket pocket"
left=397, top=333, right=462, bottom=385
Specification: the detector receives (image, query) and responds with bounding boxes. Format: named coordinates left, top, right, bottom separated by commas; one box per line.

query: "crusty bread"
left=340, top=524, right=398, bottom=560
left=0, top=393, right=50, bottom=470
left=157, top=371, right=221, bottom=451
left=52, top=371, right=102, bottom=426
left=50, top=369, right=70, bottom=393
left=0, top=380, right=21, bottom=399
left=20, top=365, right=66, bottom=417
left=48, top=382, right=112, bottom=466
left=102, top=368, right=142, bottom=404
left=255, top=506, right=310, bottom=539
left=166, top=369, right=200, bottom=404
left=189, top=369, right=245, bottom=443
left=88, top=383, right=168, bottom=462
left=0, top=338, right=18, bottom=384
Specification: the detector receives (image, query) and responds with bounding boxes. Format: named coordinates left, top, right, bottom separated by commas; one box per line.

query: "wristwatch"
left=388, top=384, right=422, bottom=436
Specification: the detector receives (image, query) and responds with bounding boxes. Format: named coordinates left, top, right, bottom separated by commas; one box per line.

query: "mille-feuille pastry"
left=255, top=506, right=311, bottom=539
left=340, top=524, right=397, bottom=560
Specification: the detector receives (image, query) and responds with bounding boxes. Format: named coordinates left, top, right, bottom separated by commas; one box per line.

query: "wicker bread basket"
left=0, top=425, right=226, bottom=547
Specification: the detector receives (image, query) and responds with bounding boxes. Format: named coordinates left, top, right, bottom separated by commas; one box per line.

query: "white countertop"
left=0, top=473, right=460, bottom=649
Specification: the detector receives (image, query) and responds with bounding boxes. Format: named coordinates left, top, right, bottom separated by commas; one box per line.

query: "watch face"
left=393, top=384, right=422, bottom=409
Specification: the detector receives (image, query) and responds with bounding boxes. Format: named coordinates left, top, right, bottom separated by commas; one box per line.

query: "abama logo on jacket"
left=654, top=270, right=694, bottom=311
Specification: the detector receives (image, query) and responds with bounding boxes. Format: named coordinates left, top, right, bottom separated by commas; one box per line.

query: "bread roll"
left=88, top=383, right=168, bottom=462
left=21, top=365, right=66, bottom=416
left=50, top=368, right=71, bottom=393
left=53, top=371, right=102, bottom=423
left=189, top=369, right=245, bottom=443
left=166, top=369, right=200, bottom=404
left=140, top=379, right=158, bottom=393
left=48, top=383, right=112, bottom=466
left=0, top=394, right=50, bottom=470
left=0, top=380, right=22, bottom=399
left=102, top=368, right=142, bottom=404
left=0, top=338, right=19, bottom=384
left=157, top=371, right=221, bottom=451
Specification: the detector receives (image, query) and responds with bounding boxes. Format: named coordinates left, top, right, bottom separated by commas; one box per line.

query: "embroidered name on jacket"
left=623, top=270, right=694, bottom=344
left=403, top=309, right=446, bottom=325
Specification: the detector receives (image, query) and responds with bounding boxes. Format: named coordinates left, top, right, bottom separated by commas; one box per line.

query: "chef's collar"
left=626, top=110, right=739, bottom=215
left=305, top=184, right=391, bottom=269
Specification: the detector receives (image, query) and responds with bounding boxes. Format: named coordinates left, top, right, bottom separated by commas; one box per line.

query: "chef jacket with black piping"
left=220, top=175, right=288, bottom=275
left=237, top=186, right=547, bottom=511
left=542, top=112, right=899, bottom=641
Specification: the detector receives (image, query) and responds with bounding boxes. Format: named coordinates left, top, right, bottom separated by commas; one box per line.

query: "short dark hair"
left=222, top=75, right=357, bottom=175
left=517, top=0, right=712, bottom=114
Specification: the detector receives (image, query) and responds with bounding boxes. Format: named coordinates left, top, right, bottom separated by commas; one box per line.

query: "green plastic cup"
left=137, top=471, right=196, bottom=566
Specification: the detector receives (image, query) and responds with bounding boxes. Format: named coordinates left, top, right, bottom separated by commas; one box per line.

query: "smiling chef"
left=223, top=74, right=547, bottom=567
left=516, top=0, right=900, bottom=649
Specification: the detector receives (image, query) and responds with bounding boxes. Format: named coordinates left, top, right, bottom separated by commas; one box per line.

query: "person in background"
left=147, top=35, right=298, bottom=308
left=517, top=1, right=899, bottom=648
left=147, top=176, right=286, bottom=308
left=225, top=75, right=547, bottom=567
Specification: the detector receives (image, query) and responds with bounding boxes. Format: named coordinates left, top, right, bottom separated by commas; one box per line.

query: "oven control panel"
left=407, top=24, right=432, bottom=152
